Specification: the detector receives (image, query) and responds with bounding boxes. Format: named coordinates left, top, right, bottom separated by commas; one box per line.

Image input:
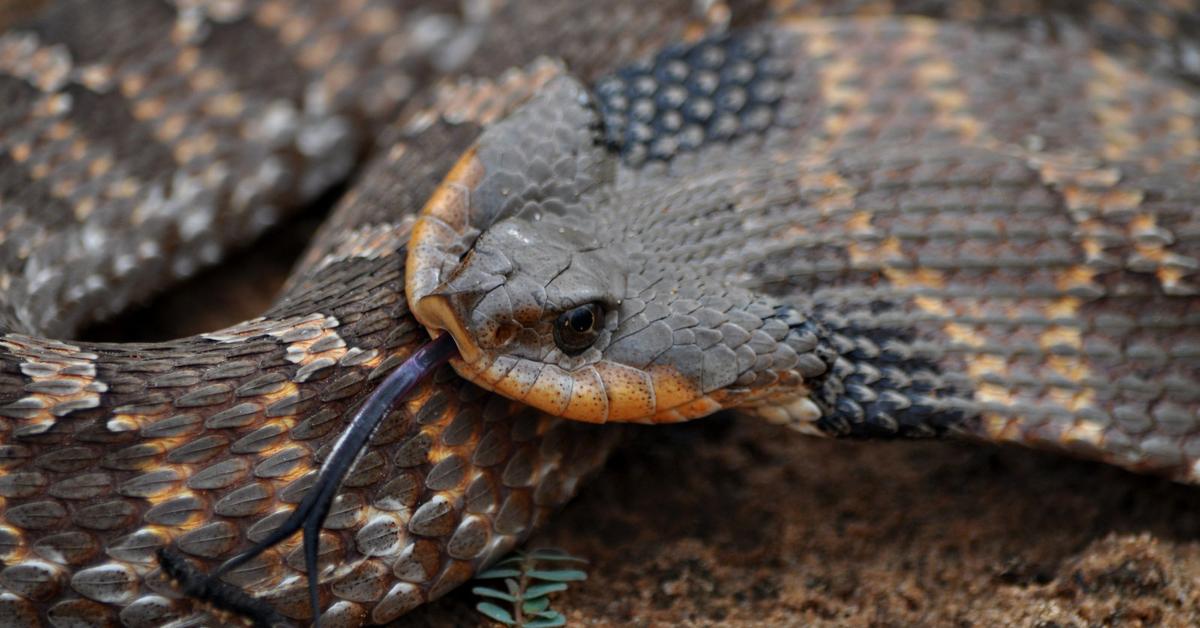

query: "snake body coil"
left=0, top=1, right=1198, bottom=626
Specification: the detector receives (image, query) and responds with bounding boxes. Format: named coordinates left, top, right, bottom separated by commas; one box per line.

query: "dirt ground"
left=434, top=422, right=1200, bottom=627
left=87, top=216, right=1200, bottom=628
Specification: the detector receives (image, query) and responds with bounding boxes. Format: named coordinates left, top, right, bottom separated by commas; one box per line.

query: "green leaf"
left=475, top=602, right=515, bottom=625
left=476, top=568, right=522, bottom=579
left=522, top=597, right=551, bottom=614
left=525, top=548, right=567, bottom=557
left=527, top=549, right=589, bottom=564
left=527, top=569, right=588, bottom=582
left=474, top=548, right=589, bottom=626
left=524, top=582, right=568, bottom=598
left=471, top=587, right=517, bottom=603
left=525, top=611, right=566, bottom=627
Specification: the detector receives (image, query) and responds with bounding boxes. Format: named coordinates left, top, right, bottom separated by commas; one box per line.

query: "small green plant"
left=472, top=548, right=588, bottom=627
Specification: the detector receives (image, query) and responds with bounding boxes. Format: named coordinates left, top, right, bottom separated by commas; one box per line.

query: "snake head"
left=407, top=75, right=834, bottom=424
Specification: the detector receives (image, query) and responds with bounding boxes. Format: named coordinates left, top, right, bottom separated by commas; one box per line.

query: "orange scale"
left=669, top=395, right=724, bottom=421
left=406, top=222, right=459, bottom=302
left=523, top=365, right=573, bottom=416
left=647, top=365, right=704, bottom=415
left=594, top=360, right=656, bottom=422
left=421, top=147, right=484, bottom=230
left=563, top=366, right=609, bottom=423
left=649, top=408, right=691, bottom=424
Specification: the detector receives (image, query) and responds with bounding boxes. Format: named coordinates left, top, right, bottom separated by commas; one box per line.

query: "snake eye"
left=553, top=303, right=604, bottom=354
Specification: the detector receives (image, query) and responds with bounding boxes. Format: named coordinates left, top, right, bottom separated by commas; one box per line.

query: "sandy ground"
left=86, top=215, right=1200, bottom=628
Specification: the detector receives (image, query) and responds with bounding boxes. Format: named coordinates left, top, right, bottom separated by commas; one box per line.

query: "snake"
left=0, top=0, right=1198, bottom=626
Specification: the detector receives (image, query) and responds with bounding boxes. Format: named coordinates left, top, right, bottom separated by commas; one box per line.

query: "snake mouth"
left=410, top=293, right=482, bottom=364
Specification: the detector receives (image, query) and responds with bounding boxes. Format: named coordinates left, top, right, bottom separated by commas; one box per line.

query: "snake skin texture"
left=0, top=1, right=723, bottom=625
left=0, top=0, right=1198, bottom=626
left=407, top=12, right=1200, bottom=480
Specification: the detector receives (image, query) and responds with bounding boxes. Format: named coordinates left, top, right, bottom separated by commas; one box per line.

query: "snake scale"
left=0, top=0, right=1198, bottom=626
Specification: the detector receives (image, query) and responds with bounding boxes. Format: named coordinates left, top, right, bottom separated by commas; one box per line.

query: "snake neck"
left=757, top=303, right=973, bottom=440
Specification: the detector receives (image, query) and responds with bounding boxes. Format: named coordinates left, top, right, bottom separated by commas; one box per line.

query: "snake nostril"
left=492, top=323, right=519, bottom=347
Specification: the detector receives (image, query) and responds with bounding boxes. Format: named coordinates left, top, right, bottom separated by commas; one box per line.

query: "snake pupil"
left=554, top=303, right=603, bottom=353
left=569, top=307, right=594, bottom=332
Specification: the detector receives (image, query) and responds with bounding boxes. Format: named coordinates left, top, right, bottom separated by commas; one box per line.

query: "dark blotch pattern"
left=594, top=30, right=790, bottom=164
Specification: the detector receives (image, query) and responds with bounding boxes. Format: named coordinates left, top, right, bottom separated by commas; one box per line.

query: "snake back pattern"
left=0, top=1, right=1199, bottom=626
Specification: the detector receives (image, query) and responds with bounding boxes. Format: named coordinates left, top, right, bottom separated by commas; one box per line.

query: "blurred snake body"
left=0, top=0, right=1199, bottom=626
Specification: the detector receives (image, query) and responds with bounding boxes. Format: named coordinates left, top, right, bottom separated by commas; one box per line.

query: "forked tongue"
left=165, top=335, right=458, bottom=627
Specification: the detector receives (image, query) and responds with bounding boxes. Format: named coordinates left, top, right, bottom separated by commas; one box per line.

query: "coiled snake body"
left=0, top=1, right=1198, bottom=625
